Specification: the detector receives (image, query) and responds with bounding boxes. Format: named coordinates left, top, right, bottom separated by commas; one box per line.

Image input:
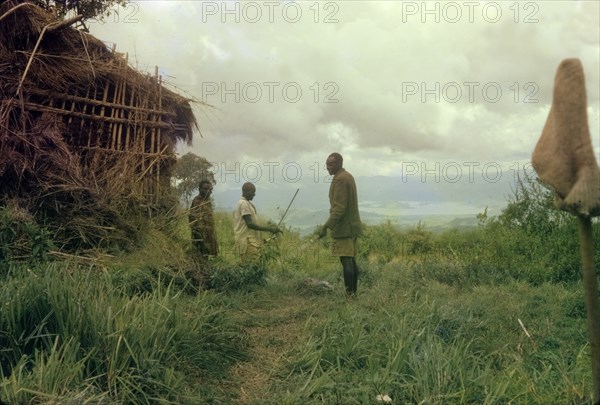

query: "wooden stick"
left=95, top=43, right=116, bottom=150
left=26, top=88, right=175, bottom=117
left=48, top=250, right=110, bottom=262
left=156, top=72, right=163, bottom=200
left=11, top=14, right=82, bottom=96
left=77, top=30, right=95, bottom=79
left=47, top=15, right=84, bottom=32
left=124, top=83, right=136, bottom=151
left=66, top=90, right=77, bottom=128
left=137, top=145, right=169, bottom=181
left=0, top=2, right=37, bottom=22
left=15, top=50, right=105, bottom=63
left=82, top=85, right=93, bottom=147
left=109, top=65, right=122, bottom=150
left=148, top=66, right=159, bottom=197
left=577, top=216, right=600, bottom=405
left=59, top=97, right=67, bottom=128
left=19, top=101, right=178, bottom=129
left=116, top=54, right=129, bottom=150
left=517, top=318, right=532, bottom=339
left=96, top=76, right=112, bottom=148
left=15, top=24, right=50, bottom=97
left=138, top=85, right=149, bottom=196
left=78, top=145, right=161, bottom=157
left=110, top=57, right=125, bottom=150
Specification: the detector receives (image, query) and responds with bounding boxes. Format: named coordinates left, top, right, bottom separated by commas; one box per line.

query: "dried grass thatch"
left=0, top=1, right=200, bottom=251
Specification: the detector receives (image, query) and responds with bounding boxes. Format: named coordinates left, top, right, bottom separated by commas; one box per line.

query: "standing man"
left=233, top=182, right=281, bottom=264
left=318, top=153, right=362, bottom=296
left=189, top=179, right=219, bottom=259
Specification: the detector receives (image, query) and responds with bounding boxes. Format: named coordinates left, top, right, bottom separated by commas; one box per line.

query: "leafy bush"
left=207, top=261, right=267, bottom=291
left=359, top=221, right=404, bottom=262
left=403, top=221, right=435, bottom=255
left=0, top=206, right=54, bottom=273
left=498, top=173, right=570, bottom=234
left=108, top=263, right=200, bottom=296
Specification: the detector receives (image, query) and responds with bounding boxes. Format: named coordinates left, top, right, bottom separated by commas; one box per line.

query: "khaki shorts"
left=331, top=237, right=358, bottom=257
left=239, top=237, right=261, bottom=264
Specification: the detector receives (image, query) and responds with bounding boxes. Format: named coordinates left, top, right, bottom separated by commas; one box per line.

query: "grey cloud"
left=90, top=1, right=599, bottom=171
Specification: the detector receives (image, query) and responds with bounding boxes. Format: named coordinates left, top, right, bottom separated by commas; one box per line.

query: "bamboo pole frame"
left=16, top=101, right=178, bottom=129
left=26, top=88, right=175, bottom=118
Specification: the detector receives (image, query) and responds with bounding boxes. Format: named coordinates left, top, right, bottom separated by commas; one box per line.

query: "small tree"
left=498, top=171, right=570, bottom=235
left=172, top=153, right=215, bottom=205
left=32, top=0, right=127, bottom=22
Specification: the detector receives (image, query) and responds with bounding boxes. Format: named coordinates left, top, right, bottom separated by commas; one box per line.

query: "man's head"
left=326, top=153, right=343, bottom=176
left=198, top=180, right=213, bottom=198
left=242, top=182, right=256, bottom=201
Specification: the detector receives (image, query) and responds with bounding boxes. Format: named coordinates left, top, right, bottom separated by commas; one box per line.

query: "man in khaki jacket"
left=318, top=153, right=362, bottom=296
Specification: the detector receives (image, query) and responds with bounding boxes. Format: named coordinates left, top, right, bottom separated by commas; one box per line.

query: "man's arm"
left=324, top=177, right=348, bottom=230
left=243, top=215, right=281, bottom=234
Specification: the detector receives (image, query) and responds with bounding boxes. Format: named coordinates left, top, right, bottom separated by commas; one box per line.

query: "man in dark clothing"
left=189, top=180, right=218, bottom=259
left=318, top=152, right=362, bottom=296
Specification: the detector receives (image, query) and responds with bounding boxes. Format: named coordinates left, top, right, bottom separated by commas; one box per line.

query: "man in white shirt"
left=233, top=182, right=281, bottom=264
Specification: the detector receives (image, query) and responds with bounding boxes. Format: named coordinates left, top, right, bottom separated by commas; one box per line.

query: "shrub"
left=498, top=173, right=570, bottom=234
left=359, top=221, right=406, bottom=263
left=207, top=261, right=267, bottom=291
left=0, top=205, right=54, bottom=273
left=404, top=221, right=434, bottom=255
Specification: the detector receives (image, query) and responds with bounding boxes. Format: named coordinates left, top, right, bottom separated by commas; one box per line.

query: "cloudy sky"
left=89, top=1, right=600, bottom=220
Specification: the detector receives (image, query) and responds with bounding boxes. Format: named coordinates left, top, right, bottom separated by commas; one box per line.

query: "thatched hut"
left=0, top=1, right=199, bottom=250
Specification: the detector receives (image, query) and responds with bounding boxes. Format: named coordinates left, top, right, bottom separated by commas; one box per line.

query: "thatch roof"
left=0, top=1, right=200, bottom=251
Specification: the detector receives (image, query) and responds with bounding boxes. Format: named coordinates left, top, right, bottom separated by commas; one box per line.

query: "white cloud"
left=89, top=0, right=600, bottom=216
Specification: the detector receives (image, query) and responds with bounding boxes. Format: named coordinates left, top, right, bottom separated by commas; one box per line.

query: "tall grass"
left=251, top=266, right=593, bottom=405
left=0, top=261, right=247, bottom=403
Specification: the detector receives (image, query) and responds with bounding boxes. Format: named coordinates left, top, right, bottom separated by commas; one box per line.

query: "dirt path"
left=226, top=292, right=327, bottom=404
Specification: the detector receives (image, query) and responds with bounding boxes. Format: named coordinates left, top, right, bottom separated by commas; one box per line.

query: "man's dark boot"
left=351, top=258, right=359, bottom=295
left=341, top=257, right=355, bottom=296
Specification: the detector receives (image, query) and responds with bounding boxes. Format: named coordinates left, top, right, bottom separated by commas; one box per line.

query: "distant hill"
left=216, top=204, right=479, bottom=236
left=211, top=173, right=507, bottom=235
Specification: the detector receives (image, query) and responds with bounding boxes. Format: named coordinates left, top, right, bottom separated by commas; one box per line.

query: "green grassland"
left=1, top=179, right=599, bottom=404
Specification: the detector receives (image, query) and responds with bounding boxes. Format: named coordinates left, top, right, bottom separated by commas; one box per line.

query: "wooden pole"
left=26, top=88, right=174, bottom=117
left=80, top=86, right=91, bottom=136
left=109, top=64, right=124, bottom=150
left=578, top=216, right=600, bottom=404
left=124, top=84, right=136, bottom=151
left=66, top=92, right=76, bottom=128
left=116, top=53, right=129, bottom=151
left=148, top=66, right=158, bottom=199
left=156, top=71, right=163, bottom=201
left=139, top=83, right=149, bottom=197
left=96, top=78, right=111, bottom=148
left=83, top=86, right=94, bottom=148
left=22, top=102, right=174, bottom=128
left=95, top=43, right=116, bottom=149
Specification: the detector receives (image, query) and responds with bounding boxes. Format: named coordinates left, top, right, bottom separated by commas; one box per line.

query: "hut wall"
left=1, top=3, right=196, bottom=207
left=20, top=56, right=173, bottom=203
